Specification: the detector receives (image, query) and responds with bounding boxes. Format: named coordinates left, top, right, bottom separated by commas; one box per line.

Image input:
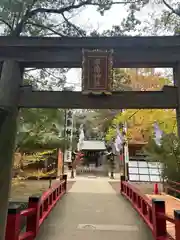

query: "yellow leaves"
left=106, top=109, right=177, bottom=142
left=11, top=176, right=26, bottom=187
left=29, top=169, right=56, bottom=178
left=113, top=68, right=172, bottom=92
left=124, top=69, right=165, bottom=91
left=106, top=127, right=116, bottom=141
left=24, top=149, right=56, bottom=162
left=106, top=68, right=175, bottom=143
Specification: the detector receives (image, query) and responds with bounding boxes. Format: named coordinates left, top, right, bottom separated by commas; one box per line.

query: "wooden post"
left=122, top=144, right=126, bottom=177
left=120, top=175, right=125, bottom=194
left=173, top=64, right=180, bottom=137
left=26, top=195, right=41, bottom=237
left=62, top=109, right=67, bottom=174
left=126, top=162, right=129, bottom=181
left=0, top=61, right=23, bottom=240
left=0, top=62, right=2, bottom=76
left=174, top=210, right=180, bottom=240
left=162, top=177, right=167, bottom=193
left=152, top=199, right=166, bottom=239
left=5, top=203, right=21, bottom=240
left=63, top=174, right=67, bottom=192
left=142, top=200, right=148, bottom=215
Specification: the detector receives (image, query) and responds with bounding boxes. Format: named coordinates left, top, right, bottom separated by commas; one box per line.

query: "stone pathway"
left=37, top=178, right=153, bottom=240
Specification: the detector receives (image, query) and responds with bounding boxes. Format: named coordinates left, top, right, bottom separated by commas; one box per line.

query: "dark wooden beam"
left=0, top=47, right=178, bottom=68
left=15, top=86, right=177, bottom=109
left=0, top=36, right=180, bottom=48
left=0, top=36, right=180, bottom=67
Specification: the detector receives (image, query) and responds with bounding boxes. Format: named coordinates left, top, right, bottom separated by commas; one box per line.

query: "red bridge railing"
left=120, top=176, right=180, bottom=240
left=6, top=175, right=67, bottom=240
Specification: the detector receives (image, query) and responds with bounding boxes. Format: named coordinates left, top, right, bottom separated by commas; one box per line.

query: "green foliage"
left=16, top=108, right=66, bottom=151
left=24, top=68, right=69, bottom=91
left=144, top=133, right=180, bottom=182
left=141, top=1, right=180, bottom=35
left=74, top=110, right=104, bottom=140
left=113, top=69, right=133, bottom=91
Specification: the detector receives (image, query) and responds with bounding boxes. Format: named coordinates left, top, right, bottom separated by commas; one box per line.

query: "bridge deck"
left=146, top=193, right=180, bottom=239
left=36, top=178, right=152, bottom=240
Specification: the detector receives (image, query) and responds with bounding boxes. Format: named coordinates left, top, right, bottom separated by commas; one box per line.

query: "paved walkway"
left=37, top=178, right=153, bottom=240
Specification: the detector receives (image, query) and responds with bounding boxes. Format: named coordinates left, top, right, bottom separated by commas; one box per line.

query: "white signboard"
left=64, top=150, right=72, bottom=163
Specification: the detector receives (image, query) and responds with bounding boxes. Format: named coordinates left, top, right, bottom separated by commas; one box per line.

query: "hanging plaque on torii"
left=82, top=49, right=113, bottom=95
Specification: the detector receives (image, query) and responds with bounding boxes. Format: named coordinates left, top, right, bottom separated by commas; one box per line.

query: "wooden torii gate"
left=0, top=35, right=180, bottom=239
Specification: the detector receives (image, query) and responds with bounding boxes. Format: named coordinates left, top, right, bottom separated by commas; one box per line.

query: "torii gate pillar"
left=0, top=61, right=23, bottom=240
left=173, top=64, right=180, bottom=137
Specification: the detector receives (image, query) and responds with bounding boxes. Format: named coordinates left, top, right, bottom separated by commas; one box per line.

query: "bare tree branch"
left=163, top=11, right=173, bottom=26
left=26, top=21, right=66, bottom=37
left=14, top=0, right=93, bottom=35
left=62, top=13, right=86, bottom=36
left=162, top=0, right=180, bottom=17
left=28, top=0, right=139, bottom=17
left=11, top=13, right=17, bottom=30
left=11, top=0, right=42, bottom=35
left=43, top=69, right=68, bottom=81
left=13, top=0, right=141, bottom=36
left=0, top=17, right=13, bottom=30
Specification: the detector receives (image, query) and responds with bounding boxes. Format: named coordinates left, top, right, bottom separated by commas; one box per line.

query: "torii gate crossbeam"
left=0, top=36, right=180, bottom=240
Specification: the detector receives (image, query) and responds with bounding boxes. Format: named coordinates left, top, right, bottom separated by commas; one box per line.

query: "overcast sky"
left=65, top=5, right=129, bottom=90
left=64, top=2, right=167, bottom=90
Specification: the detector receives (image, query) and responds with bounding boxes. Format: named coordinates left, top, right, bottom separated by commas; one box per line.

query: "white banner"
left=64, top=150, right=72, bottom=163
left=123, top=122, right=129, bottom=163
left=124, top=144, right=129, bottom=163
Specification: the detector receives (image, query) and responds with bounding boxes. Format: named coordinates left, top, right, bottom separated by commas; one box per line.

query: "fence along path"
left=36, top=178, right=152, bottom=240
left=147, top=193, right=180, bottom=239
left=6, top=176, right=67, bottom=240
left=121, top=178, right=180, bottom=240
left=146, top=180, right=180, bottom=239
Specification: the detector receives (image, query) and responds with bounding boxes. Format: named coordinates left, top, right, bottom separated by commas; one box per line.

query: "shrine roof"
left=80, top=140, right=106, bottom=151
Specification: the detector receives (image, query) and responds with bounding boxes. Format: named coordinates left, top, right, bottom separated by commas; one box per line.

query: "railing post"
left=152, top=199, right=166, bottom=239
left=5, top=203, right=21, bottom=240
left=142, top=200, right=147, bottom=215
left=120, top=175, right=125, bottom=194
left=174, top=210, right=180, bottom=240
left=26, top=195, right=41, bottom=238
left=63, top=174, right=67, bottom=192
left=162, top=178, right=167, bottom=193
left=125, top=163, right=129, bottom=180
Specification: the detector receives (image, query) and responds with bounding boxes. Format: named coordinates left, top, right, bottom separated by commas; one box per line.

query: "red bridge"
left=5, top=175, right=180, bottom=240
